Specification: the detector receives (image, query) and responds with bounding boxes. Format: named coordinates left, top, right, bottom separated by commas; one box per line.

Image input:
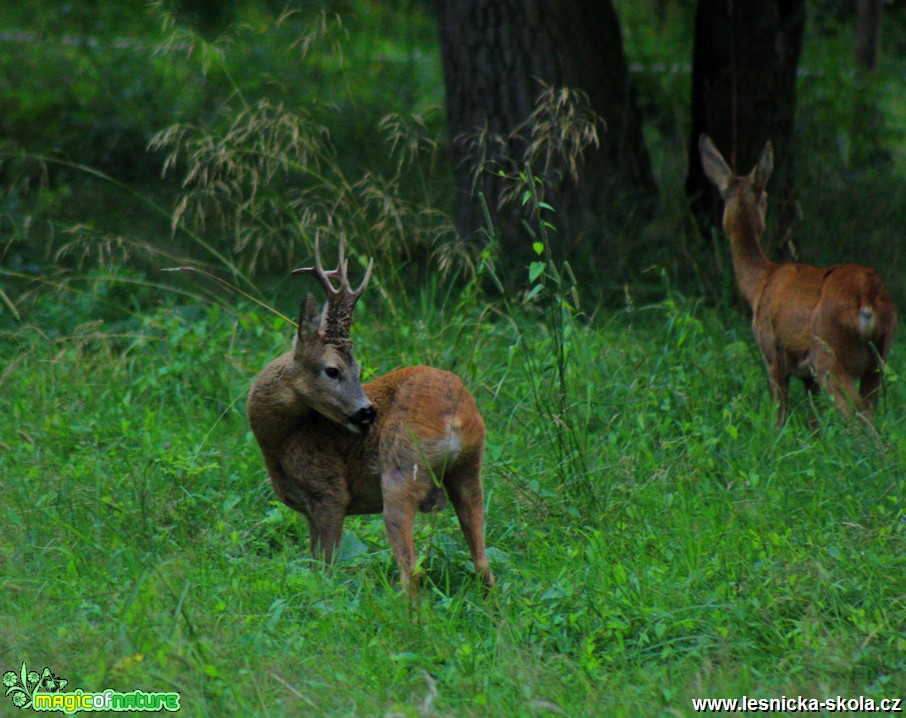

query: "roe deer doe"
left=699, top=133, right=897, bottom=428
left=247, top=237, right=495, bottom=595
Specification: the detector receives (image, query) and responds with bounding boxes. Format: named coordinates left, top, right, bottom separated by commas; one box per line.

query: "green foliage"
left=484, top=164, right=592, bottom=498
left=0, top=1, right=446, bottom=280
left=3, top=0, right=906, bottom=305
left=2, top=274, right=905, bottom=715
left=150, top=97, right=449, bottom=282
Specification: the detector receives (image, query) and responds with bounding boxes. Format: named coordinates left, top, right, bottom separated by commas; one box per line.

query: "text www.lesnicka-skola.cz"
left=691, top=696, right=902, bottom=713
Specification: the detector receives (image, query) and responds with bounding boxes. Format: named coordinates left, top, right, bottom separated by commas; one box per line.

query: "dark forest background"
left=1, top=0, right=904, bottom=312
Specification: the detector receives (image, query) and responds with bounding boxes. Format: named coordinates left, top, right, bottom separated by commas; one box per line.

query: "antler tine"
left=292, top=234, right=374, bottom=341
left=332, top=234, right=373, bottom=300
left=292, top=233, right=344, bottom=296
left=351, top=256, right=374, bottom=300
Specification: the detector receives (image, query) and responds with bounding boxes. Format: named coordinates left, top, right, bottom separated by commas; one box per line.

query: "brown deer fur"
left=699, top=134, right=897, bottom=427
left=247, top=239, right=494, bottom=594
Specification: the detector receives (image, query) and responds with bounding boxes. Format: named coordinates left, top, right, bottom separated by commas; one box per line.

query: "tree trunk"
left=685, top=0, right=806, bottom=259
left=434, top=0, right=655, bottom=273
left=855, top=0, right=883, bottom=73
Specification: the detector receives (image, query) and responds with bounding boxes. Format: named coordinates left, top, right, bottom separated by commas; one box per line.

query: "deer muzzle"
left=347, top=405, right=377, bottom=433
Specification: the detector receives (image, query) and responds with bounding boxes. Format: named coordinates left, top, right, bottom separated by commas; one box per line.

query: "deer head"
left=290, top=235, right=377, bottom=434
left=699, top=134, right=774, bottom=241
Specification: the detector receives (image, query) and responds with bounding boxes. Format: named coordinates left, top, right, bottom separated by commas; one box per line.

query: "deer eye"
left=324, top=367, right=341, bottom=380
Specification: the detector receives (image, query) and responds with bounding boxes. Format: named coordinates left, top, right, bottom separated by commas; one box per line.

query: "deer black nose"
left=350, top=405, right=377, bottom=428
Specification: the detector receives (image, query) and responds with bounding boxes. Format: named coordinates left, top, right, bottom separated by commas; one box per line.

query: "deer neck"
left=726, top=213, right=773, bottom=308
left=247, top=352, right=314, bottom=449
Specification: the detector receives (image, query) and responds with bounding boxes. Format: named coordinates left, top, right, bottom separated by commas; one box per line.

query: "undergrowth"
left=1, top=273, right=904, bottom=716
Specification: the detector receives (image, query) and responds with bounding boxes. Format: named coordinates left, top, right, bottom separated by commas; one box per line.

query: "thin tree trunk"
left=852, top=0, right=886, bottom=167
left=855, top=0, right=883, bottom=73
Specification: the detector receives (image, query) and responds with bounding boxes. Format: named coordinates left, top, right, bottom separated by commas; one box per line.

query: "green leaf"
left=525, top=284, right=544, bottom=302
left=532, top=242, right=544, bottom=256
left=390, top=652, right=422, bottom=667
left=529, top=262, right=546, bottom=282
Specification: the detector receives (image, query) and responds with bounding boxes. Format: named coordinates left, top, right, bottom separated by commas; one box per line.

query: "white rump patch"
left=857, top=307, right=876, bottom=335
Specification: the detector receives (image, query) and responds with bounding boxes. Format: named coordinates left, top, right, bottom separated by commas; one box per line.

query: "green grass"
left=1, top=277, right=904, bottom=717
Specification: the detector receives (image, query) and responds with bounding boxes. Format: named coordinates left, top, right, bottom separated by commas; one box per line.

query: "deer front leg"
left=801, top=375, right=822, bottom=431
left=756, top=329, right=791, bottom=426
left=381, top=469, right=422, bottom=597
left=765, top=362, right=791, bottom=425
left=307, top=505, right=346, bottom=567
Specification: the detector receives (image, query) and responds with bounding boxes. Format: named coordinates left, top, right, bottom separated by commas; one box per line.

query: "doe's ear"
left=296, top=293, right=325, bottom=344
left=699, top=134, right=732, bottom=196
left=752, top=140, right=774, bottom=193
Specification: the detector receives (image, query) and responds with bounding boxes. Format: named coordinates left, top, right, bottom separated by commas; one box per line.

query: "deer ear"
left=296, top=293, right=325, bottom=344
left=753, top=141, right=774, bottom=192
left=699, top=134, right=732, bottom=196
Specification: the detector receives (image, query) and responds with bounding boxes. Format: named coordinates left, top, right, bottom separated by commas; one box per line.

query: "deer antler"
left=293, top=234, right=374, bottom=342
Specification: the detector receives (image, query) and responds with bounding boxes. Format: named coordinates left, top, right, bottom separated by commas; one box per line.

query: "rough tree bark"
left=685, top=0, right=806, bottom=259
left=434, top=0, right=655, bottom=271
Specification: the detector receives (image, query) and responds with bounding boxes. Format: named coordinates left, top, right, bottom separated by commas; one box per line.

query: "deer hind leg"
left=859, top=333, right=893, bottom=413
left=444, top=456, right=495, bottom=590
left=859, top=361, right=883, bottom=414
left=814, top=357, right=867, bottom=421
left=808, top=329, right=865, bottom=419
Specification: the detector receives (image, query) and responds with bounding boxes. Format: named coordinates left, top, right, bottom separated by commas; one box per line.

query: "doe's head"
left=699, top=134, right=773, bottom=239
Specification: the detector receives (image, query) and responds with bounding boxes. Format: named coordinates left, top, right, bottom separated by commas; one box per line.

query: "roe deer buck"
left=699, top=133, right=897, bottom=428
left=247, top=237, right=495, bottom=595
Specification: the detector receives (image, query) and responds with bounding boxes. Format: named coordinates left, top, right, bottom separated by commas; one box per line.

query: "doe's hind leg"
left=860, top=333, right=894, bottom=413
